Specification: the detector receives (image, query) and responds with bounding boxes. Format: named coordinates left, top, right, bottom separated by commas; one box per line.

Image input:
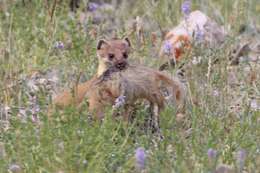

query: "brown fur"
left=85, top=65, right=185, bottom=131
left=53, top=38, right=131, bottom=108
left=96, top=38, right=131, bottom=76
left=53, top=38, right=185, bottom=130
left=53, top=75, right=98, bottom=108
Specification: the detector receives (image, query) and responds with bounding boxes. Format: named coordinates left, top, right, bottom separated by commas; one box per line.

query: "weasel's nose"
left=116, top=62, right=127, bottom=70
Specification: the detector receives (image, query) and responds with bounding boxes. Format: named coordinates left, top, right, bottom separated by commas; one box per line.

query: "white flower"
left=192, top=56, right=202, bottom=65
left=82, top=160, right=88, bottom=165
left=5, top=12, right=10, bottom=17
left=27, top=80, right=39, bottom=92
left=250, top=99, right=258, bottom=110
left=4, top=106, right=10, bottom=112
left=48, top=75, right=59, bottom=83
left=212, top=89, right=219, bottom=97
left=38, top=78, right=47, bottom=85
left=17, top=109, right=27, bottom=117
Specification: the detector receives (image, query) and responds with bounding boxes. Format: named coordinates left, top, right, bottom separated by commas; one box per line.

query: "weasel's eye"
left=108, top=53, right=114, bottom=60
left=123, top=52, right=128, bottom=59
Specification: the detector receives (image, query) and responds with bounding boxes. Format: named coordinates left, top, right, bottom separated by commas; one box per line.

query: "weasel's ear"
left=97, top=39, right=108, bottom=50
left=124, top=37, right=131, bottom=47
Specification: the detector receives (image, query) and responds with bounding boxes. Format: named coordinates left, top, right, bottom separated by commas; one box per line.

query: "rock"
left=159, top=10, right=226, bottom=62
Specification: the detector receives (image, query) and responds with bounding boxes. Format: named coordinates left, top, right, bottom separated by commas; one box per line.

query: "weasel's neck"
left=97, top=62, right=108, bottom=77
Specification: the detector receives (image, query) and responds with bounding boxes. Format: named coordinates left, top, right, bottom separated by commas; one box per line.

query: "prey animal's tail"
left=53, top=76, right=97, bottom=108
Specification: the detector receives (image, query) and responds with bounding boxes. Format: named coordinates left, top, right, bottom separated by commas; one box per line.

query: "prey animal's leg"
left=151, top=103, right=165, bottom=140
left=145, top=101, right=160, bottom=133
left=88, top=99, right=105, bottom=121
left=149, top=92, right=165, bottom=139
left=151, top=103, right=160, bottom=133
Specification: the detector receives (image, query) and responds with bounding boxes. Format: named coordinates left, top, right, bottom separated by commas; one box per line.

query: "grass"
left=0, top=0, right=259, bottom=172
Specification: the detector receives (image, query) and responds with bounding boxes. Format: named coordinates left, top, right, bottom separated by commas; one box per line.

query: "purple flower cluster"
left=181, top=0, right=191, bottom=16
left=135, top=147, right=146, bottom=170
left=207, top=148, right=217, bottom=160
left=8, top=164, right=22, bottom=173
left=163, top=41, right=172, bottom=55
left=236, top=149, right=247, bottom=171
left=88, top=2, right=99, bottom=12
left=54, top=41, right=64, bottom=49
left=195, top=26, right=204, bottom=42
left=113, top=95, right=126, bottom=109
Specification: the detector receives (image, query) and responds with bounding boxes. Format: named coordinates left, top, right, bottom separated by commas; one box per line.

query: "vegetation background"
left=0, top=0, right=259, bottom=172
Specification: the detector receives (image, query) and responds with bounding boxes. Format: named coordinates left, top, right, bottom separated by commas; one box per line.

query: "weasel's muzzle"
left=116, top=62, right=127, bottom=70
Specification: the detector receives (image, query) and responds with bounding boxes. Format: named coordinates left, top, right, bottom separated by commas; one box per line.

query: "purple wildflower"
left=113, top=95, right=126, bottom=109
left=195, top=26, right=204, bottom=42
left=8, top=164, right=22, bottom=173
left=54, top=41, right=64, bottom=49
left=207, top=148, right=217, bottom=160
left=135, top=147, right=146, bottom=170
left=31, top=114, right=39, bottom=124
left=163, top=41, right=172, bottom=55
left=212, top=90, right=219, bottom=97
left=236, top=149, right=247, bottom=171
left=88, top=2, right=99, bottom=12
left=181, top=0, right=191, bottom=16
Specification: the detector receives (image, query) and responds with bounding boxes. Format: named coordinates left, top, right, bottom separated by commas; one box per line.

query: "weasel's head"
left=97, top=38, right=131, bottom=70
